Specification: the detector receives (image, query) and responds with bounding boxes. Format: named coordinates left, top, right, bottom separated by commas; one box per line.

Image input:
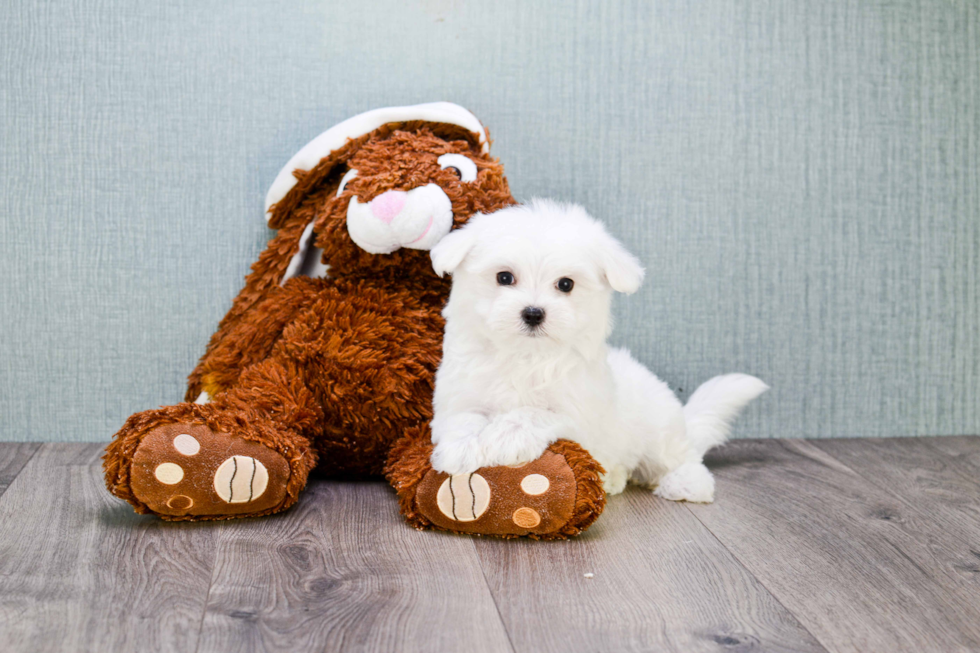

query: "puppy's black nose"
left=521, top=306, right=545, bottom=327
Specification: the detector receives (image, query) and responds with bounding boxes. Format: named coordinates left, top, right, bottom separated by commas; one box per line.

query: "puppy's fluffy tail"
left=683, top=374, right=769, bottom=456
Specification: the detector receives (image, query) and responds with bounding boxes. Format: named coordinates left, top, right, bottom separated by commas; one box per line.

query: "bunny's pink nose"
left=368, top=190, right=407, bottom=224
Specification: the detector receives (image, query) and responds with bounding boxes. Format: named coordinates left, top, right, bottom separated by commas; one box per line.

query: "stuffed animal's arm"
left=184, top=217, right=316, bottom=402
left=184, top=276, right=324, bottom=402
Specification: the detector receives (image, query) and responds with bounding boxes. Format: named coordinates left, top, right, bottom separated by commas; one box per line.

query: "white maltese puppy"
left=427, top=199, right=768, bottom=502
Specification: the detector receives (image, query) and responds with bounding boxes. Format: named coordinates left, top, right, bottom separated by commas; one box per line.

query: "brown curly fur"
left=103, top=117, right=607, bottom=537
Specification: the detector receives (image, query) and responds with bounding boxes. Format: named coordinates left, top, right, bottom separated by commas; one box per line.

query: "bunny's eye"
left=336, top=169, right=358, bottom=197
left=437, top=154, right=478, bottom=182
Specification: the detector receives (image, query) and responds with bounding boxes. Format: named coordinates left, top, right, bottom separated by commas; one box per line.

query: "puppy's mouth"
left=519, top=324, right=546, bottom=338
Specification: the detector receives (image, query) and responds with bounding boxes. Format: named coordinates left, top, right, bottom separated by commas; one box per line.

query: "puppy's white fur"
left=429, top=199, right=768, bottom=502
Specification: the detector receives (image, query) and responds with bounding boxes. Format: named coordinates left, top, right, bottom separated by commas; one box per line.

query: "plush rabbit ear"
left=596, top=231, right=645, bottom=294
left=431, top=220, right=481, bottom=276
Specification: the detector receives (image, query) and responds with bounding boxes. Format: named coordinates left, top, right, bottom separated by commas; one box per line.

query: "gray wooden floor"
left=1, top=438, right=978, bottom=653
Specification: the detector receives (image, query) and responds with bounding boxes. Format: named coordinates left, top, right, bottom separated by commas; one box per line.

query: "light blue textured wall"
left=1, top=0, right=977, bottom=442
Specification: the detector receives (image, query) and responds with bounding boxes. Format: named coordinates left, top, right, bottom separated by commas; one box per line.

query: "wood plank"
left=475, top=486, right=826, bottom=653
left=0, top=443, right=215, bottom=653
left=692, top=439, right=980, bottom=653
left=196, top=479, right=513, bottom=653
left=811, top=437, right=980, bottom=581
left=917, top=435, right=980, bottom=474
left=0, top=442, right=40, bottom=497
left=3, top=437, right=976, bottom=652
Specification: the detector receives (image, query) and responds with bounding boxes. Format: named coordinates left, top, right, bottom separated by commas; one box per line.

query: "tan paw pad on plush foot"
left=417, top=451, right=577, bottom=536
left=129, top=423, right=289, bottom=518
left=436, top=473, right=492, bottom=521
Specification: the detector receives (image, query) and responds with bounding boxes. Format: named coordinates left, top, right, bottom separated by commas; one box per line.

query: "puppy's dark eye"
left=446, top=166, right=462, bottom=179
left=497, top=271, right=515, bottom=286
left=557, top=277, right=574, bottom=293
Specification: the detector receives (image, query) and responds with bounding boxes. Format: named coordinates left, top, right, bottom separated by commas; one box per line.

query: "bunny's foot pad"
left=129, top=423, right=290, bottom=519
left=415, top=450, right=584, bottom=537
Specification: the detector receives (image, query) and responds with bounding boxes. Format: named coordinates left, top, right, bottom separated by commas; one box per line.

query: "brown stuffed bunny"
left=104, top=103, right=605, bottom=538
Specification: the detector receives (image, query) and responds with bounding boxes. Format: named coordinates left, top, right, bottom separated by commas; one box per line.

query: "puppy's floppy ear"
left=431, top=219, right=480, bottom=276
left=595, top=231, right=645, bottom=294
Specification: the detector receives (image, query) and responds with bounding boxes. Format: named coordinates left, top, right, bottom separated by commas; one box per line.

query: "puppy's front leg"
left=430, top=412, right=491, bottom=475
left=477, top=407, right=571, bottom=468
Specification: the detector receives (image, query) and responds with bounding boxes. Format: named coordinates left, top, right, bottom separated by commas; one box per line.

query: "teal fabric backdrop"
left=1, top=0, right=977, bottom=442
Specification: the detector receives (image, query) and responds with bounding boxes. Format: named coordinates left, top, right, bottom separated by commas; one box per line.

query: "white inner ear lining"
left=337, top=169, right=358, bottom=197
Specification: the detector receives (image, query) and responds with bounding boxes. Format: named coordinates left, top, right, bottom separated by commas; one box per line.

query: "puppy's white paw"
left=601, top=465, right=629, bottom=495
left=654, top=462, right=715, bottom=503
left=430, top=412, right=490, bottom=445
left=431, top=436, right=485, bottom=475
left=478, top=411, right=554, bottom=468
